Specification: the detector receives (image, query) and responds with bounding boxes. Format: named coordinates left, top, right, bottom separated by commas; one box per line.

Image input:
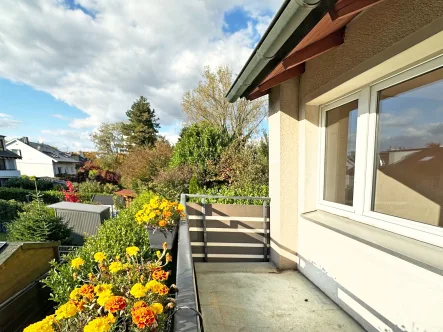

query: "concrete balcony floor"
left=195, top=263, right=365, bottom=332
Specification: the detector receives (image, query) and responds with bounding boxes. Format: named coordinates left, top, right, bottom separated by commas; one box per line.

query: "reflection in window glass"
left=373, top=67, right=443, bottom=227
left=324, top=100, right=358, bottom=206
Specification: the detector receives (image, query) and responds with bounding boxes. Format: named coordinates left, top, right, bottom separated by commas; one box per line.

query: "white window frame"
left=317, top=54, right=443, bottom=248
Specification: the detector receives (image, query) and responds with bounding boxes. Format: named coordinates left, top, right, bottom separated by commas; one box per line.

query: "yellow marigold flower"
left=177, top=203, right=185, bottom=211
left=130, top=283, right=147, bottom=298
left=145, top=280, right=161, bottom=291
left=24, top=318, right=54, bottom=332
left=97, top=290, right=113, bottom=307
left=94, top=284, right=113, bottom=296
left=71, top=257, right=84, bottom=269
left=69, top=287, right=81, bottom=300
left=94, top=252, right=106, bottom=263
left=107, top=312, right=116, bottom=323
left=109, top=261, right=123, bottom=274
left=83, top=316, right=113, bottom=332
left=55, top=301, right=79, bottom=320
left=126, top=246, right=140, bottom=257
left=156, top=250, right=162, bottom=259
left=162, top=242, right=168, bottom=250
left=150, top=302, right=163, bottom=314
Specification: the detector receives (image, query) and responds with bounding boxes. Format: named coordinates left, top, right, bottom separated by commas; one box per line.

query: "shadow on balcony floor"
left=195, top=263, right=365, bottom=332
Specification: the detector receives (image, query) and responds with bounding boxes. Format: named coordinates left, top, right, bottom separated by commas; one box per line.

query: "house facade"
left=0, top=135, right=21, bottom=186
left=6, top=137, right=78, bottom=178
left=228, top=1, right=443, bottom=331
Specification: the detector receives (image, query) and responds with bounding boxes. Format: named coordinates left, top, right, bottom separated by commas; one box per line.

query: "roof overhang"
left=227, top=0, right=386, bottom=102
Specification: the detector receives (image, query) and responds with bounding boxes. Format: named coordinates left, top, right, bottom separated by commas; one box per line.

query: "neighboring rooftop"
left=48, top=202, right=110, bottom=213
left=6, top=137, right=78, bottom=163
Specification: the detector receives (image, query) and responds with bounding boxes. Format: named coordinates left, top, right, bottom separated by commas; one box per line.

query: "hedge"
left=0, top=199, right=24, bottom=231
left=189, top=184, right=269, bottom=205
left=0, top=188, right=112, bottom=205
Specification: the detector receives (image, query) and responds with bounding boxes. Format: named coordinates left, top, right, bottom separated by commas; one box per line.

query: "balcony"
left=174, top=194, right=364, bottom=332
left=0, top=169, right=20, bottom=178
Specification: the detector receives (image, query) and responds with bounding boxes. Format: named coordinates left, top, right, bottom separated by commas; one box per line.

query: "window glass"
left=373, top=67, right=443, bottom=227
left=0, top=140, right=4, bottom=151
left=0, top=159, right=5, bottom=170
left=323, top=100, right=358, bottom=206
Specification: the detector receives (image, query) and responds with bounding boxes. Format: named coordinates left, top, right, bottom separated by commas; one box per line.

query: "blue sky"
left=0, top=1, right=277, bottom=150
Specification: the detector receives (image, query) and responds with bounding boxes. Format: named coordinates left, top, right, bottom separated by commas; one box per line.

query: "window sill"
left=301, top=210, right=443, bottom=276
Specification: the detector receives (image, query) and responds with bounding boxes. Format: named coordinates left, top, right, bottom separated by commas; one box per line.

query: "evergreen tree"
left=122, top=96, right=160, bottom=148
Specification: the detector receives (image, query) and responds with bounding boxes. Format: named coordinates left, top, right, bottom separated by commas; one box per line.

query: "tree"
left=90, top=122, right=125, bottom=170
left=170, top=123, right=231, bottom=182
left=7, top=200, right=72, bottom=243
left=182, top=65, right=267, bottom=141
left=122, top=96, right=160, bottom=148
left=118, top=140, right=173, bottom=189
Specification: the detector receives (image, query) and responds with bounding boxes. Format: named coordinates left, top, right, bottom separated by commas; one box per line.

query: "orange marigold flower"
left=153, top=284, right=169, bottom=296
left=166, top=253, right=173, bottom=262
left=152, top=269, right=169, bottom=281
left=131, top=307, right=156, bottom=329
left=158, top=220, right=166, bottom=227
left=105, top=296, right=127, bottom=313
left=71, top=299, right=86, bottom=311
left=131, top=301, right=148, bottom=314
left=79, top=284, right=95, bottom=301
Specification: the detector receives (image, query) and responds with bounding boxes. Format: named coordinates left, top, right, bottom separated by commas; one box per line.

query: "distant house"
left=6, top=137, right=78, bottom=178
left=0, top=135, right=21, bottom=186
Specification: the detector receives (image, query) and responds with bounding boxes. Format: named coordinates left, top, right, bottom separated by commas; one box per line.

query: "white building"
left=0, top=135, right=21, bottom=186
left=6, top=137, right=78, bottom=178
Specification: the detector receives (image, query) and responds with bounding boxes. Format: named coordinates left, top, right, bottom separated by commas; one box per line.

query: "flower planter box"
left=147, top=226, right=178, bottom=249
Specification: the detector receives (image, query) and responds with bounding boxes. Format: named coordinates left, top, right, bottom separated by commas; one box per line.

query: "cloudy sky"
left=0, top=0, right=281, bottom=151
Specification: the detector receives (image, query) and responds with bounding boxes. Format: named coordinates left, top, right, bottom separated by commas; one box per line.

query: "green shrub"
left=0, top=199, right=24, bottom=230
left=151, top=165, right=194, bottom=201
left=42, top=191, right=156, bottom=304
left=103, top=183, right=119, bottom=194
left=77, top=180, right=103, bottom=193
left=0, top=188, right=63, bottom=204
left=191, top=184, right=269, bottom=205
left=3, top=176, right=54, bottom=191
left=7, top=200, right=72, bottom=243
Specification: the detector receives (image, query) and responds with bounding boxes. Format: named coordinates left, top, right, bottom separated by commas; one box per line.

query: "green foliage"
left=7, top=200, right=72, bottom=243
left=118, top=140, right=172, bottom=189
left=42, top=191, right=156, bottom=304
left=90, top=122, right=126, bottom=171
left=122, top=96, right=160, bottom=147
left=191, top=184, right=269, bottom=205
left=0, top=187, right=62, bottom=203
left=103, top=183, right=119, bottom=194
left=218, top=138, right=268, bottom=187
left=188, top=175, right=200, bottom=194
left=0, top=199, right=23, bottom=226
left=3, top=175, right=53, bottom=191
left=76, top=180, right=103, bottom=193
left=170, top=123, right=231, bottom=180
left=151, top=165, right=194, bottom=201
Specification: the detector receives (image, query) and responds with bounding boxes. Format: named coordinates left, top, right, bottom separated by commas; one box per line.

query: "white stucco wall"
left=6, top=140, right=55, bottom=177
left=267, top=1, right=443, bottom=331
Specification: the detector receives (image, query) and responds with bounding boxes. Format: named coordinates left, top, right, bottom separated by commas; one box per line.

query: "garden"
left=24, top=192, right=184, bottom=332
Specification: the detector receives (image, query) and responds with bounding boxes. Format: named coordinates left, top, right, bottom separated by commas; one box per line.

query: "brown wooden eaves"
left=282, top=28, right=345, bottom=69
left=330, top=0, right=385, bottom=21
left=258, top=64, right=305, bottom=92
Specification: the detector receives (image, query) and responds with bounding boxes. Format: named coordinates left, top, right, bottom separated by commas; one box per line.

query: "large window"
left=323, top=100, right=358, bottom=206
left=319, top=56, right=443, bottom=246
left=0, top=159, right=6, bottom=170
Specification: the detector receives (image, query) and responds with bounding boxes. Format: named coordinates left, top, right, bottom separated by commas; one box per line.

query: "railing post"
left=263, top=200, right=268, bottom=262
left=201, top=197, right=208, bottom=262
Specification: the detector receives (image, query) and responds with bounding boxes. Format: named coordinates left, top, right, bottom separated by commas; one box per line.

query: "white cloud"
left=52, top=114, right=68, bottom=120
left=0, top=0, right=279, bottom=146
left=0, top=113, right=21, bottom=128
left=40, top=129, right=94, bottom=151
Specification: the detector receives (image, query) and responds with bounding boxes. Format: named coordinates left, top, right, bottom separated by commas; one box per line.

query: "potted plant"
left=135, top=196, right=185, bottom=249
